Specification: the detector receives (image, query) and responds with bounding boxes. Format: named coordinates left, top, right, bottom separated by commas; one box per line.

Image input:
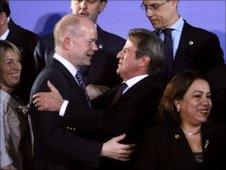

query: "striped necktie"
left=75, top=70, right=91, bottom=108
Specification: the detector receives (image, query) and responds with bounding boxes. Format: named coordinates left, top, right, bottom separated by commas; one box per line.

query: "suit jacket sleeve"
left=30, top=70, right=102, bottom=168
left=63, top=81, right=161, bottom=138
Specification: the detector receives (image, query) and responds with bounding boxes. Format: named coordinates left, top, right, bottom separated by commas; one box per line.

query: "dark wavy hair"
left=158, top=70, right=209, bottom=126
left=0, top=0, right=10, bottom=17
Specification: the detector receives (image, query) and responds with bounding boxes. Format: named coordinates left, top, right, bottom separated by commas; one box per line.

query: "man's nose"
left=116, top=50, right=123, bottom=59
left=80, top=0, right=88, bottom=9
left=92, top=42, right=98, bottom=51
left=146, top=8, right=154, bottom=18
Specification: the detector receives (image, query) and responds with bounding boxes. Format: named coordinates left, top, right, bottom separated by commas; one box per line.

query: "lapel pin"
left=189, top=41, right=194, bottom=46
left=204, top=140, right=209, bottom=149
left=174, top=134, right=180, bottom=139
left=98, top=44, right=103, bottom=49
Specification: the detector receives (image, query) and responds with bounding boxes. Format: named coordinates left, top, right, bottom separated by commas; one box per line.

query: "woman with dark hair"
left=0, top=40, right=32, bottom=170
left=136, top=70, right=226, bottom=170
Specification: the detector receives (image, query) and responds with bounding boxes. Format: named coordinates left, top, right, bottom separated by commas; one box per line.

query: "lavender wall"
left=9, top=0, right=225, bottom=60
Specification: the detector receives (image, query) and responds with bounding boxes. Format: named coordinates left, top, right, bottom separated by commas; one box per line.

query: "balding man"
left=34, top=0, right=125, bottom=96
left=29, top=14, right=132, bottom=170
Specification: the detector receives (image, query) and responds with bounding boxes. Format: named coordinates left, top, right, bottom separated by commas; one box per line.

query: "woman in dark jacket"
left=136, top=70, right=226, bottom=170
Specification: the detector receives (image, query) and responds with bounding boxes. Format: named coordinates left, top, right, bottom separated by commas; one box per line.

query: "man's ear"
left=139, top=55, right=151, bottom=67
left=63, top=37, right=71, bottom=50
left=0, top=12, right=7, bottom=25
left=99, top=1, right=107, bottom=13
left=171, top=0, right=179, bottom=8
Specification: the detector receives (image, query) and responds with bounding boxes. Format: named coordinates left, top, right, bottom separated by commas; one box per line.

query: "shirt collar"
left=124, top=74, right=149, bottom=90
left=170, top=16, right=184, bottom=32
left=53, top=53, right=78, bottom=77
left=0, top=29, right=9, bottom=40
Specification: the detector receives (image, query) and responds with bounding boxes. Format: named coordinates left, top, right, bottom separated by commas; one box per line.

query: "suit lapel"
left=175, top=21, right=195, bottom=60
left=113, top=76, right=152, bottom=105
left=52, top=59, right=88, bottom=103
left=170, top=126, right=199, bottom=166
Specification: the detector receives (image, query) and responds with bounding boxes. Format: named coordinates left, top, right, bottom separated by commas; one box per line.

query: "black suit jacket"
left=61, top=75, right=163, bottom=170
left=163, top=21, right=224, bottom=81
left=7, top=19, right=39, bottom=104
left=207, top=64, right=226, bottom=125
left=29, top=59, right=102, bottom=170
left=34, top=25, right=125, bottom=88
left=136, top=123, right=226, bottom=170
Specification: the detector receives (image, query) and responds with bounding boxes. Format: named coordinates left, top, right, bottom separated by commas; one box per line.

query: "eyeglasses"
left=74, top=0, right=100, bottom=4
left=141, top=1, right=168, bottom=12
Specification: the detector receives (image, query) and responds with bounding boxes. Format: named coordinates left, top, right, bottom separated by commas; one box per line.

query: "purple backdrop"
left=9, top=0, right=225, bottom=60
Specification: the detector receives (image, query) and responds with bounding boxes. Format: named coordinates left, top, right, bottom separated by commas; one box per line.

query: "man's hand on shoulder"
left=32, top=81, right=63, bottom=112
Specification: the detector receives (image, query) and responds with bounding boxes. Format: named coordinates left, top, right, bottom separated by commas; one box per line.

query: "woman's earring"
left=177, top=107, right=180, bottom=112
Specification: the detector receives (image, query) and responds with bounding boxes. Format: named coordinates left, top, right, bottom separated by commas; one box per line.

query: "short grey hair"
left=128, top=28, right=164, bottom=75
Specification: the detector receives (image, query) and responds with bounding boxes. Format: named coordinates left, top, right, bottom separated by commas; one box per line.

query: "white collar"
left=0, top=29, right=9, bottom=40
left=53, top=53, right=78, bottom=77
left=124, top=74, right=149, bottom=91
left=170, top=16, right=184, bottom=32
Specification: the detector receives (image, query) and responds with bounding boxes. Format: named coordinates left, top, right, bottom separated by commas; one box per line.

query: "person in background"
left=0, top=0, right=39, bottom=104
left=207, top=64, right=226, bottom=125
left=32, top=28, right=164, bottom=170
left=34, top=0, right=125, bottom=98
left=141, top=0, right=224, bottom=83
left=0, top=40, right=32, bottom=170
left=136, top=70, right=226, bottom=170
left=29, top=14, right=133, bottom=170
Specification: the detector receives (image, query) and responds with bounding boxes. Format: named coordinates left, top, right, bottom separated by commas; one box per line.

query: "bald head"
left=54, top=14, right=96, bottom=48
left=53, top=14, right=98, bottom=67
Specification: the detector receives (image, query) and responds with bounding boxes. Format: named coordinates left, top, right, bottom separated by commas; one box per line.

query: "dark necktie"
left=112, top=83, right=128, bottom=106
left=162, top=28, right=174, bottom=77
left=75, top=70, right=91, bottom=108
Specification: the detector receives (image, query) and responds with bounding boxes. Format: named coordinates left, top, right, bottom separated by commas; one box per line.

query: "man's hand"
left=101, top=134, right=135, bottom=161
left=32, top=81, right=63, bottom=112
left=86, top=84, right=110, bottom=100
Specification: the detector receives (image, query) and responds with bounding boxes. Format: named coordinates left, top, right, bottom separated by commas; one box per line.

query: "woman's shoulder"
left=143, top=124, right=174, bottom=138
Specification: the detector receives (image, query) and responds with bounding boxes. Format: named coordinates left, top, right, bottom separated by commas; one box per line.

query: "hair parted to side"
left=158, top=70, right=208, bottom=126
left=53, top=14, right=87, bottom=48
left=0, top=0, right=10, bottom=17
left=128, top=28, right=164, bottom=76
left=0, top=40, right=21, bottom=62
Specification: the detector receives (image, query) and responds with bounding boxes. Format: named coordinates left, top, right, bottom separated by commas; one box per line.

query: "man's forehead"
left=143, top=0, right=165, bottom=4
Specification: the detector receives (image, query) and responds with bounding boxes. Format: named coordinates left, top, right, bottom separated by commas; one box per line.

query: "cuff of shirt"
left=59, top=100, right=69, bottom=117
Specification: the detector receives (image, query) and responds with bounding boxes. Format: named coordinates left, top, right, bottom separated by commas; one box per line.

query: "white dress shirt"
left=160, top=16, right=184, bottom=58
left=123, top=74, right=149, bottom=93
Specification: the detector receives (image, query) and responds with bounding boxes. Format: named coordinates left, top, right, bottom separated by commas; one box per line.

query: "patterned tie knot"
left=162, top=28, right=174, bottom=36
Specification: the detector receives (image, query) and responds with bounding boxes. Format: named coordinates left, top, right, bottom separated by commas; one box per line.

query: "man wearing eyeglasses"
left=34, top=0, right=125, bottom=98
left=141, top=0, right=224, bottom=83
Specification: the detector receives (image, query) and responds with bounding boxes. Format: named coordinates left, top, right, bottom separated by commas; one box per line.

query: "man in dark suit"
left=29, top=14, right=133, bottom=170
left=141, top=0, right=224, bottom=82
left=0, top=0, right=39, bottom=104
left=32, top=28, right=165, bottom=170
left=34, top=0, right=125, bottom=94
